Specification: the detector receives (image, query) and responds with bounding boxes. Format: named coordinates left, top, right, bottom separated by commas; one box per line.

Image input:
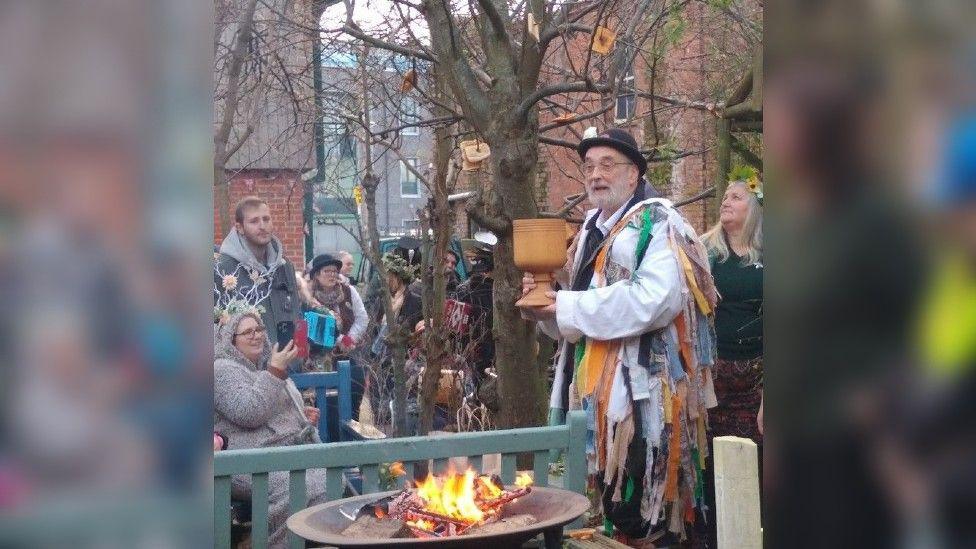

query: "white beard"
left=590, top=186, right=628, bottom=212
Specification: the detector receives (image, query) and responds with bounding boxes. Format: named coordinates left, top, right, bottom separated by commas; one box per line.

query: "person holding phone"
left=214, top=311, right=329, bottom=547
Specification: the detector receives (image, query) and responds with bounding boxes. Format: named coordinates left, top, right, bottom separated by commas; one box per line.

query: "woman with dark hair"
left=304, top=254, right=369, bottom=423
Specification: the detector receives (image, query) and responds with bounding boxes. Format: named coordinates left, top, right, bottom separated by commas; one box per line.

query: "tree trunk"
left=418, top=119, right=454, bottom=435
left=487, top=125, right=548, bottom=430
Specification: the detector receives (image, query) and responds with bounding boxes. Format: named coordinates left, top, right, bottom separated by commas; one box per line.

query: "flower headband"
left=729, top=165, right=763, bottom=203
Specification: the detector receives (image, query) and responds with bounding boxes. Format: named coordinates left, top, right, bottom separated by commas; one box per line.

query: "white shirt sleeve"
left=347, top=286, right=369, bottom=343
left=554, top=217, right=683, bottom=342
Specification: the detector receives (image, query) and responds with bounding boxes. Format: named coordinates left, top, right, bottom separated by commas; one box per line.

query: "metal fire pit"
left=286, top=486, right=591, bottom=549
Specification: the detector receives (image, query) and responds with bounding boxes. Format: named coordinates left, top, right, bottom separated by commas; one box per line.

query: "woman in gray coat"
left=214, top=311, right=328, bottom=547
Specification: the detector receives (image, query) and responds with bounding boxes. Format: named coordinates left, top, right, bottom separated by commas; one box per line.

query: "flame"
left=407, top=518, right=436, bottom=532
left=515, top=472, right=533, bottom=488
left=389, top=462, right=406, bottom=477
left=415, top=468, right=484, bottom=524
left=409, top=468, right=535, bottom=527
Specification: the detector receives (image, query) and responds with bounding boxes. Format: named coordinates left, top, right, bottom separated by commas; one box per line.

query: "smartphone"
left=276, top=320, right=295, bottom=348
left=293, top=319, right=310, bottom=358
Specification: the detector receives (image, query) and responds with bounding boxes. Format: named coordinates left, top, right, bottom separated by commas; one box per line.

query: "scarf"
left=312, top=282, right=354, bottom=334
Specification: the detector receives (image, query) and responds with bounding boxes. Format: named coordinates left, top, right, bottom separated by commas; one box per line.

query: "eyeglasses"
left=319, top=268, right=339, bottom=275
left=234, top=326, right=267, bottom=338
left=581, top=160, right=633, bottom=175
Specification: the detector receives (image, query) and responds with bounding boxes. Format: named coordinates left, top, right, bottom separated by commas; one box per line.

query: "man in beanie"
left=520, top=128, right=718, bottom=546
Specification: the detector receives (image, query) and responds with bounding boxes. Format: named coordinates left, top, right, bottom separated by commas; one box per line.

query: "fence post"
left=713, top=436, right=762, bottom=549
left=564, top=411, right=587, bottom=496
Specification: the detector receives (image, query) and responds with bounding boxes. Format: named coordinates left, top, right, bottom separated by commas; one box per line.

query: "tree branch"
left=673, top=186, right=715, bottom=208
left=340, top=22, right=436, bottom=62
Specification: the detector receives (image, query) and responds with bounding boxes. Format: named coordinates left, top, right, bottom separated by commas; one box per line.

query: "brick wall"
left=214, top=170, right=307, bottom=268
left=537, top=0, right=730, bottom=234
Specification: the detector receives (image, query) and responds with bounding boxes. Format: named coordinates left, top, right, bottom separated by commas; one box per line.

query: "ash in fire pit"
left=344, top=469, right=535, bottom=539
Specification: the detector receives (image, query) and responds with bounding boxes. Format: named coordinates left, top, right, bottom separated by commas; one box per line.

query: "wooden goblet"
left=513, top=218, right=568, bottom=307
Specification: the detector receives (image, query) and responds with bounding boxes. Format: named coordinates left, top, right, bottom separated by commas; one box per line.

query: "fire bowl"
left=286, top=486, right=591, bottom=549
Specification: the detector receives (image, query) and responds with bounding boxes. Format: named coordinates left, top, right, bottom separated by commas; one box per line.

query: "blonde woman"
left=701, top=177, right=763, bottom=441
left=698, top=177, right=763, bottom=546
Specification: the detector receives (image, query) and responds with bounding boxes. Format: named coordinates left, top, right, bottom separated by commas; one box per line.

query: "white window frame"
left=614, top=64, right=636, bottom=122
left=400, top=158, right=421, bottom=197
left=400, top=97, right=420, bottom=135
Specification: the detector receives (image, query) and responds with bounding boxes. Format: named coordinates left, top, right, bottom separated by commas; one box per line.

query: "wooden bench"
left=213, top=410, right=587, bottom=549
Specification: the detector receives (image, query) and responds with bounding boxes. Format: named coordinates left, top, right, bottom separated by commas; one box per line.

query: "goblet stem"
left=515, top=272, right=554, bottom=307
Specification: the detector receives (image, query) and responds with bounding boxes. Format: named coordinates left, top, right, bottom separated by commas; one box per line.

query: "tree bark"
left=485, top=124, right=548, bottom=429
left=417, top=111, right=454, bottom=435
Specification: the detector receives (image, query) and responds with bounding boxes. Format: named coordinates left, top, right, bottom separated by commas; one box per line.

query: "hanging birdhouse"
left=400, top=69, right=417, bottom=93
left=460, top=139, right=491, bottom=171
left=592, top=26, right=617, bottom=55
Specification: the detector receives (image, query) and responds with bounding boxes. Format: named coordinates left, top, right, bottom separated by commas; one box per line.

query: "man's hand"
left=519, top=272, right=557, bottom=321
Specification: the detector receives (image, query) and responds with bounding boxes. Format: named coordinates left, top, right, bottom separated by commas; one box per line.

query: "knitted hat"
left=577, top=127, right=647, bottom=176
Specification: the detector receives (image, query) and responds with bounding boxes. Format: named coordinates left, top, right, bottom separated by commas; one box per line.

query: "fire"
left=410, top=468, right=534, bottom=528
left=415, top=468, right=485, bottom=523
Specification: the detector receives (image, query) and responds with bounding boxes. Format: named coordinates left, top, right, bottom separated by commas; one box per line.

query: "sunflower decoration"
left=728, top=165, right=763, bottom=204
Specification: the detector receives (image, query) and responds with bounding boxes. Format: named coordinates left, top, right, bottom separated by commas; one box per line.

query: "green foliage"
left=662, top=11, right=686, bottom=47
left=645, top=140, right=678, bottom=193
left=728, top=164, right=758, bottom=182
left=705, top=0, right=734, bottom=9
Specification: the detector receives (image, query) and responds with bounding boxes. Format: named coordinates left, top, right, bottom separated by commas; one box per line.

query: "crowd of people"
left=212, top=126, right=765, bottom=548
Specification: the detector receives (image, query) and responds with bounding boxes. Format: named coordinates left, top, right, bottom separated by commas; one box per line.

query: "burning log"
left=480, top=486, right=531, bottom=510
left=462, top=514, right=537, bottom=536
left=353, top=468, right=537, bottom=539
left=340, top=515, right=413, bottom=539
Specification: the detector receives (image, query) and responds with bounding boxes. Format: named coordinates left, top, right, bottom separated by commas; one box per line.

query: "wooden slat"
left=533, top=451, right=549, bottom=488
left=214, top=475, right=232, bottom=549
left=337, top=361, right=353, bottom=424
left=500, top=453, right=517, bottom=484
left=361, top=464, right=380, bottom=494
left=288, top=470, right=307, bottom=549
left=326, top=468, right=344, bottom=500
left=468, top=455, right=483, bottom=474
left=433, top=458, right=449, bottom=475
left=250, top=472, right=269, bottom=549
left=215, top=423, right=570, bottom=476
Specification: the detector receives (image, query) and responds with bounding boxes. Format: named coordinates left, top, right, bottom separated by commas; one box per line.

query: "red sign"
left=444, top=299, right=471, bottom=333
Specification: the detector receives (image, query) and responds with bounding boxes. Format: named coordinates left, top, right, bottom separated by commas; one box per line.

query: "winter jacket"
left=215, top=230, right=301, bottom=347
left=213, top=312, right=320, bottom=450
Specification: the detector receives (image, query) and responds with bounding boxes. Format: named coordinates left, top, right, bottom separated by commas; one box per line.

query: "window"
left=401, top=97, right=420, bottom=135
left=403, top=218, right=420, bottom=234
left=615, top=64, right=636, bottom=121
left=400, top=158, right=420, bottom=197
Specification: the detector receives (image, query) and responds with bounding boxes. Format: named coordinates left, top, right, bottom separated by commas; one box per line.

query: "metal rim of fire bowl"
left=286, top=485, right=591, bottom=547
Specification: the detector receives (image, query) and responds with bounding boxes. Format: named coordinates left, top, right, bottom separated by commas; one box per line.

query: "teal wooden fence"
left=213, top=410, right=587, bottom=549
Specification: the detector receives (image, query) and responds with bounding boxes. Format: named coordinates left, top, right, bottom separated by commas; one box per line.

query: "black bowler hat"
left=577, top=128, right=647, bottom=177
left=309, top=253, right=343, bottom=276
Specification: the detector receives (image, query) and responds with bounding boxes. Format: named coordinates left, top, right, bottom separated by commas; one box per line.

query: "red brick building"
left=213, top=171, right=308, bottom=267
left=538, top=1, right=755, bottom=233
